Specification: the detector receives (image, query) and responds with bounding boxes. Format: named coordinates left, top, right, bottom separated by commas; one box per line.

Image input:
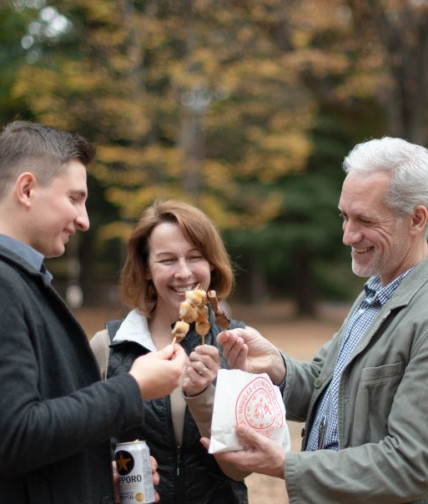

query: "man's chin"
left=46, top=244, right=66, bottom=259
left=351, top=263, right=373, bottom=279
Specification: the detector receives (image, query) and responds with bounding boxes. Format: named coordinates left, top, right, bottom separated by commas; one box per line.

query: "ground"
left=76, top=300, right=350, bottom=504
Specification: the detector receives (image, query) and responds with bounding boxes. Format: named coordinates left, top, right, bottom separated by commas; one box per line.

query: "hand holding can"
left=114, top=440, right=156, bottom=504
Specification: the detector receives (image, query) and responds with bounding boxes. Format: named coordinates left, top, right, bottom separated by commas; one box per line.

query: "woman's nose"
left=175, top=258, right=192, bottom=277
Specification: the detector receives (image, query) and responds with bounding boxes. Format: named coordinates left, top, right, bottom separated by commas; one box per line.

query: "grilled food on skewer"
left=171, top=287, right=229, bottom=345
left=207, top=290, right=230, bottom=330
left=171, top=320, right=190, bottom=345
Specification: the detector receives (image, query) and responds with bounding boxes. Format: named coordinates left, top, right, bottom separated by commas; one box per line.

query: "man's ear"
left=15, top=172, right=36, bottom=207
left=410, top=204, right=428, bottom=235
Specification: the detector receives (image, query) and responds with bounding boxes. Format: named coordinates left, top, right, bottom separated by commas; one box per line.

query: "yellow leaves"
left=64, top=0, right=119, bottom=25
left=98, top=220, right=133, bottom=241
left=336, top=73, right=390, bottom=101
left=236, top=129, right=313, bottom=183
left=253, top=60, right=284, bottom=80
left=105, top=185, right=183, bottom=221
left=198, top=195, right=241, bottom=229
left=248, top=191, right=283, bottom=229
left=15, top=0, right=385, bottom=241
left=203, top=160, right=234, bottom=190
left=290, top=0, right=352, bottom=32
left=227, top=189, right=283, bottom=230
left=94, top=144, right=183, bottom=186
left=291, top=49, right=349, bottom=77
left=13, top=66, right=56, bottom=96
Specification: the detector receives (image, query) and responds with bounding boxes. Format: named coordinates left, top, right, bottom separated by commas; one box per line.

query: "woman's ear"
left=15, top=172, right=36, bottom=207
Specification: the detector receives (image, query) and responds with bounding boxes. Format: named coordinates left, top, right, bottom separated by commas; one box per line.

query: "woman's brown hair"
left=120, top=200, right=234, bottom=316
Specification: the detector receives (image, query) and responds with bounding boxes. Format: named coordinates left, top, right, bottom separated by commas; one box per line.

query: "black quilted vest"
left=107, top=308, right=248, bottom=504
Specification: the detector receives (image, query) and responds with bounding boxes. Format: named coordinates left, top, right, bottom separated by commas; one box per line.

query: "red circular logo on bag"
left=235, top=376, right=283, bottom=437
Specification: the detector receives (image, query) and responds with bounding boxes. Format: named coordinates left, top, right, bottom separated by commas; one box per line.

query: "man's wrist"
left=270, top=351, right=287, bottom=385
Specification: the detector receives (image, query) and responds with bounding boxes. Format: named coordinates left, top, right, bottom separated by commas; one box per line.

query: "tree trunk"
left=293, top=250, right=317, bottom=317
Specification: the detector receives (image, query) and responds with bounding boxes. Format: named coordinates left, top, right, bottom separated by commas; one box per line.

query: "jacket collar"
left=342, top=256, right=428, bottom=364
left=113, top=308, right=157, bottom=352
left=379, top=256, right=428, bottom=311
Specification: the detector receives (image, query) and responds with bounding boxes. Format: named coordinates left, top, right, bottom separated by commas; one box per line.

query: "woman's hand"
left=182, top=344, right=220, bottom=397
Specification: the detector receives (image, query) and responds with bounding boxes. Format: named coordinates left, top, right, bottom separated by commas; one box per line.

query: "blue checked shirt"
left=0, top=233, right=53, bottom=283
left=306, top=268, right=414, bottom=452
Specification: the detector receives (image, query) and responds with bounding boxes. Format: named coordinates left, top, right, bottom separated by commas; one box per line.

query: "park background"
left=2, top=1, right=428, bottom=501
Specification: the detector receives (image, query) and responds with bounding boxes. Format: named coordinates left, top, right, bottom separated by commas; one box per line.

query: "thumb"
left=157, top=344, right=175, bottom=359
left=236, top=423, right=263, bottom=448
left=200, top=437, right=210, bottom=450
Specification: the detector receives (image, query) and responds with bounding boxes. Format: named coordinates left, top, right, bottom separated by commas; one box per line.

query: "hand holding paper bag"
left=208, top=369, right=291, bottom=454
left=201, top=422, right=287, bottom=479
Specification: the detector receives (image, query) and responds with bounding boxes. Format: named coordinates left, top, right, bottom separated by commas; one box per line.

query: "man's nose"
left=75, top=206, right=90, bottom=231
left=342, top=220, right=360, bottom=246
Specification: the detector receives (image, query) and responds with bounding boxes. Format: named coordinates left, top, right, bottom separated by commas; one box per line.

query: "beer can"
left=114, top=440, right=155, bottom=504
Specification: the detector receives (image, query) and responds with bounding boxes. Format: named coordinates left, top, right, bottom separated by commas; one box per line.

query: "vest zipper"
left=176, top=444, right=182, bottom=477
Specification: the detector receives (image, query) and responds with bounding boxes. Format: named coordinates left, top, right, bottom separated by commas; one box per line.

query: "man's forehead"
left=341, top=171, right=390, bottom=200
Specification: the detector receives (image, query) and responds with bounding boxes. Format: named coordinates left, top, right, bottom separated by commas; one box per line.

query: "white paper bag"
left=209, top=369, right=291, bottom=454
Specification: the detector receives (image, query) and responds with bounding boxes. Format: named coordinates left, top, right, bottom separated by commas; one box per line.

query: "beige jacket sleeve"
left=89, top=329, right=110, bottom=380
left=184, top=385, right=250, bottom=481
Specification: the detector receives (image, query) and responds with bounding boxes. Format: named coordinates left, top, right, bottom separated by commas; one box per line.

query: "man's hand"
left=129, top=344, right=187, bottom=400
left=150, top=456, right=160, bottom=503
left=201, top=424, right=286, bottom=479
left=217, top=327, right=286, bottom=384
left=113, top=457, right=160, bottom=503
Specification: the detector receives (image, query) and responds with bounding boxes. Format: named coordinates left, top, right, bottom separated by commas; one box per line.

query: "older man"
left=209, top=137, right=428, bottom=504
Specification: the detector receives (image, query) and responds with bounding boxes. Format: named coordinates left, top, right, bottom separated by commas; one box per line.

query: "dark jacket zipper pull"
left=176, top=444, right=181, bottom=477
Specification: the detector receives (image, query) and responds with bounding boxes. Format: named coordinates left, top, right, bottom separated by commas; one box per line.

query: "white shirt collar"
left=114, top=308, right=157, bottom=352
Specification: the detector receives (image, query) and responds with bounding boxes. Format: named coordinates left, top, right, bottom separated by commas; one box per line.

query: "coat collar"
left=343, top=256, right=428, bottom=364
left=113, top=309, right=157, bottom=352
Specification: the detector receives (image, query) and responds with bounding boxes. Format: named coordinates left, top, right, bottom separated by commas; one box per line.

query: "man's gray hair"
left=343, top=136, right=428, bottom=219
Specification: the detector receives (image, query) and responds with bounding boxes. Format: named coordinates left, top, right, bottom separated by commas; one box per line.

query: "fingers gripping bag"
left=209, top=369, right=291, bottom=453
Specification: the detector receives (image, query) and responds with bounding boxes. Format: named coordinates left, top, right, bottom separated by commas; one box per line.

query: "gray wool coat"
left=0, top=245, right=144, bottom=504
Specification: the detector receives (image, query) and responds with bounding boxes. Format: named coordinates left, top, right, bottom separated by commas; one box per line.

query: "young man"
left=0, top=120, right=187, bottom=504
left=209, top=137, right=428, bottom=504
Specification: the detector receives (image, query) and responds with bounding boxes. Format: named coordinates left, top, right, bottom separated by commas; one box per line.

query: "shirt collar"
left=0, top=234, right=53, bottom=282
left=364, top=267, right=415, bottom=307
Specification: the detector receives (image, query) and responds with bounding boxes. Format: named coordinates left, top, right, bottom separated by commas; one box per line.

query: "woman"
left=91, top=199, right=248, bottom=504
